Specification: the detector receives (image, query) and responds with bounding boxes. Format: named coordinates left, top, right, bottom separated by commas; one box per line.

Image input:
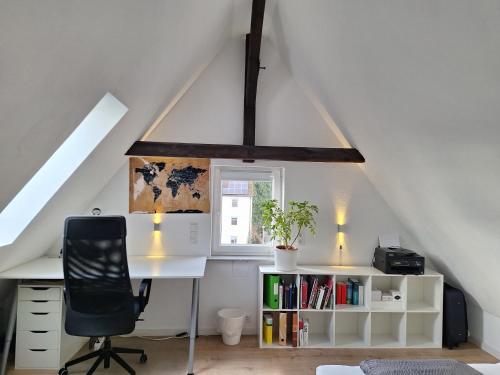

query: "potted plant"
left=262, top=199, right=319, bottom=271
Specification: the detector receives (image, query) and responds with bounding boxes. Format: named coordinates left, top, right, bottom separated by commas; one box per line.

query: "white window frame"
left=211, top=165, right=284, bottom=256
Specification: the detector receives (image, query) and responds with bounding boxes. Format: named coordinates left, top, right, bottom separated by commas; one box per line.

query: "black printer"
left=373, top=247, right=425, bottom=275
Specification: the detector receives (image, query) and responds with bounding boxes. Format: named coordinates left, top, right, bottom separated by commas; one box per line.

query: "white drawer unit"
left=15, top=283, right=86, bottom=370
left=18, top=286, right=61, bottom=301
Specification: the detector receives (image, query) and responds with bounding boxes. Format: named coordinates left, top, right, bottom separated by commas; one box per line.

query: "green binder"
left=264, top=274, right=280, bottom=309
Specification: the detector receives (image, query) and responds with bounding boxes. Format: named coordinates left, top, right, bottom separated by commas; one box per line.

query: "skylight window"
left=0, top=93, right=128, bottom=247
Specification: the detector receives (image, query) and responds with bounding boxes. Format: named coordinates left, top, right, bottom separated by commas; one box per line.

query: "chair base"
left=59, top=337, right=147, bottom=375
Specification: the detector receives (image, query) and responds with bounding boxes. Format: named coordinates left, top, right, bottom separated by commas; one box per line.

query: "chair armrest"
left=138, top=279, right=152, bottom=311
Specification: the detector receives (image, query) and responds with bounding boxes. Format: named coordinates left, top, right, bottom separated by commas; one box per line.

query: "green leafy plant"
left=261, top=199, right=319, bottom=250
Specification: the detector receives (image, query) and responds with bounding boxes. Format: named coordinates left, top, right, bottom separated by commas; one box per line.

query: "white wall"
left=81, top=37, right=425, bottom=335
left=469, top=303, right=500, bottom=359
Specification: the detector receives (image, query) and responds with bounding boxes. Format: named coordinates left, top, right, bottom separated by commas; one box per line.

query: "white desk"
left=0, top=255, right=206, bottom=375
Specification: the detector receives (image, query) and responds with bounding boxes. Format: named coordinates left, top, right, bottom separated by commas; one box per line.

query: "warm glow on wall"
left=148, top=213, right=165, bottom=256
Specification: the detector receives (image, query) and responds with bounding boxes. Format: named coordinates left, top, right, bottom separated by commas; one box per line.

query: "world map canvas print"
left=129, top=157, right=210, bottom=213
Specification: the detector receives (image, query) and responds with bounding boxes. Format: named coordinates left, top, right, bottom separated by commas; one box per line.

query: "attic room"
left=0, top=0, right=499, bottom=374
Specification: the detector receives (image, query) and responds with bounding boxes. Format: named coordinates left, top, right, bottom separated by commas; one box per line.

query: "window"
left=0, top=93, right=127, bottom=247
left=212, top=166, right=284, bottom=256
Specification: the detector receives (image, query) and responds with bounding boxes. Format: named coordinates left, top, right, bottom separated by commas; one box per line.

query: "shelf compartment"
left=371, top=312, right=405, bottom=347
left=299, top=311, right=334, bottom=348
left=335, top=275, right=370, bottom=309
left=406, top=312, right=441, bottom=347
left=407, top=276, right=442, bottom=312
left=299, top=274, right=334, bottom=310
left=263, top=274, right=300, bottom=310
left=371, top=275, right=406, bottom=311
left=334, top=311, right=370, bottom=347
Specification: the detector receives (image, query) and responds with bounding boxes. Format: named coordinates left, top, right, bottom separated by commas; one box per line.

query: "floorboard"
left=7, top=335, right=498, bottom=375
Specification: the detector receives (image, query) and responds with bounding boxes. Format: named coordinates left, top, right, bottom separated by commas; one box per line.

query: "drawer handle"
left=29, top=349, right=47, bottom=352
left=30, top=287, right=50, bottom=291
left=31, top=312, right=49, bottom=316
left=30, top=331, right=49, bottom=334
left=32, top=300, right=49, bottom=303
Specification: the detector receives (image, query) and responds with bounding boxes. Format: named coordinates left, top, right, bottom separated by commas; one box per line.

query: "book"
left=264, top=274, right=280, bottom=309
left=284, top=284, right=290, bottom=309
left=347, top=282, right=353, bottom=304
left=278, top=282, right=284, bottom=309
left=302, top=318, right=309, bottom=347
left=323, top=278, right=334, bottom=309
left=292, top=313, right=298, bottom=347
left=299, top=319, right=304, bottom=347
left=279, top=312, right=287, bottom=345
left=341, top=283, right=347, bottom=304
left=316, top=286, right=325, bottom=309
left=300, top=277, right=308, bottom=309
left=290, top=282, right=297, bottom=309
left=337, top=282, right=342, bottom=304
left=359, top=285, right=364, bottom=305
left=308, top=277, right=319, bottom=309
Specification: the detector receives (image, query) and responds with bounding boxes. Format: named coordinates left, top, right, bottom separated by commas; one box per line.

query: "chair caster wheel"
left=140, top=353, right=148, bottom=363
left=59, top=368, right=68, bottom=375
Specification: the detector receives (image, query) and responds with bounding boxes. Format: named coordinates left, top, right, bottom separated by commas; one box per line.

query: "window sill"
left=208, top=255, right=274, bottom=262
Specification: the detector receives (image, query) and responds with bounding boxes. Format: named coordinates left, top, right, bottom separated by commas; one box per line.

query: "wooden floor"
left=7, top=336, right=498, bottom=375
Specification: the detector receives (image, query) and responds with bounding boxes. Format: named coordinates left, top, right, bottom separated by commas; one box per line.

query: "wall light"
left=337, top=224, right=345, bottom=251
left=153, top=222, right=161, bottom=232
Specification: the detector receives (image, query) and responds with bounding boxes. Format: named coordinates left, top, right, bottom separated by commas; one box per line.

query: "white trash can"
left=217, top=308, right=246, bottom=346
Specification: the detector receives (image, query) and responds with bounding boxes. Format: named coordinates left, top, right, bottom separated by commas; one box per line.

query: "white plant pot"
left=274, top=248, right=298, bottom=271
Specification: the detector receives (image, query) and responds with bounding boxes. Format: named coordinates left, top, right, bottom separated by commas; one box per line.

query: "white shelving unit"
left=258, top=265, right=443, bottom=349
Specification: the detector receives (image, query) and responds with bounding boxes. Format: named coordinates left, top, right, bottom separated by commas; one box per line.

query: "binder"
left=263, top=314, right=273, bottom=344
left=292, top=313, right=298, bottom=347
left=264, top=274, right=280, bottom=309
left=279, top=312, right=287, bottom=346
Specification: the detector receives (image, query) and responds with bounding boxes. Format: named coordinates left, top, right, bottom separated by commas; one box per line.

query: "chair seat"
left=65, top=297, right=144, bottom=337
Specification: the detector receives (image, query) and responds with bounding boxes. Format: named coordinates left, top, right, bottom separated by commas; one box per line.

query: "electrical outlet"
left=189, top=222, right=198, bottom=244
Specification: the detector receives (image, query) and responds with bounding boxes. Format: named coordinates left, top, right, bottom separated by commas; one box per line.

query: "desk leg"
left=1, top=288, right=17, bottom=375
left=187, top=278, right=199, bottom=375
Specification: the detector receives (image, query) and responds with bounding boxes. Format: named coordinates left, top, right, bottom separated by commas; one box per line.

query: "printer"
left=373, top=247, right=425, bottom=275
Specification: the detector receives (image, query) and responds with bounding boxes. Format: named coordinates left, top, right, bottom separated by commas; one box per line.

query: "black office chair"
left=59, top=216, right=152, bottom=375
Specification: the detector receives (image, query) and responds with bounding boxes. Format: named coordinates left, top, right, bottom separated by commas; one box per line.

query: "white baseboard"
left=469, top=336, right=500, bottom=360
left=132, top=326, right=256, bottom=337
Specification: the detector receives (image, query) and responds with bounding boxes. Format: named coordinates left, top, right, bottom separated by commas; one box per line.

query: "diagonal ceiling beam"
left=243, top=0, right=266, bottom=148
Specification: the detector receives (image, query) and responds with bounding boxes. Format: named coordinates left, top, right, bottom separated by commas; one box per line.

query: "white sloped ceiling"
left=272, top=0, right=500, bottom=317
left=0, top=0, right=233, bottom=270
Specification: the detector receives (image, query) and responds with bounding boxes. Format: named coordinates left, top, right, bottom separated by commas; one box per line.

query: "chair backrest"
left=63, top=216, right=134, bottom=316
